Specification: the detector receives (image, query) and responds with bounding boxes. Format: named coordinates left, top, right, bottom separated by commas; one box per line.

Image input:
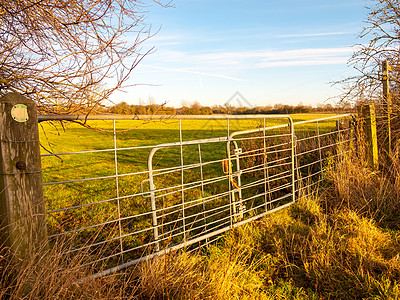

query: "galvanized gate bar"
left=38, top=114, right=295, bottom=122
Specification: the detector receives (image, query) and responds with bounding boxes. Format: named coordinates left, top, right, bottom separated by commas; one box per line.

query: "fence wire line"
left=41, top=114, right=353, bottom=278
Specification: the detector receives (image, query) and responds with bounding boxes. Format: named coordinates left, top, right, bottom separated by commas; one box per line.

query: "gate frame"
left=146, top=115, right=294, bottom=252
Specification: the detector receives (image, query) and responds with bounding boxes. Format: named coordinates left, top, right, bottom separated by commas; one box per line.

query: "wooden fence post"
left=0, top=92, right=47, bottom=262
left=357, top=104, right=379, bottom=170
left=382, top=60, right=392, bottom=156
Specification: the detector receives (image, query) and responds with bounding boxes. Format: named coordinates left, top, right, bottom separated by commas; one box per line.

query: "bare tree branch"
left=0, top=0, right=171, bottom=115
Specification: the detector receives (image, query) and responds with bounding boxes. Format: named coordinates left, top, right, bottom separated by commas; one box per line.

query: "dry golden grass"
left=0, top=238, right=140, bottom=299
left=324, top=139, right=400, bottom=229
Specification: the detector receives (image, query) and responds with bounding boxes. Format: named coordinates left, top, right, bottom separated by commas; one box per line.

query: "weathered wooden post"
left=382, top=60, right=392, bottom=156
left=357, top=104, right=379, bottom=170
left=0, top=92, right=47, bottom=262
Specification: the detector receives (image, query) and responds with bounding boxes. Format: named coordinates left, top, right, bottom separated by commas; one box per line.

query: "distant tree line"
left=104, top=101, right=353, bottom=115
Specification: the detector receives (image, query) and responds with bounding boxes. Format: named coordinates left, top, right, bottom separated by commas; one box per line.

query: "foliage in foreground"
left=2, top=150, right=400, bottom=299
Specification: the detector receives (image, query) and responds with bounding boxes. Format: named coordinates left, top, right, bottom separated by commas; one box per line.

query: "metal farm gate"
left=144, top=117, right=295, bottom=253
left=39, top=114, right=353, bottom=277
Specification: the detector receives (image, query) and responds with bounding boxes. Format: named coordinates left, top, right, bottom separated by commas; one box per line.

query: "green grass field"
left=40, top=113, right=339, bottom=185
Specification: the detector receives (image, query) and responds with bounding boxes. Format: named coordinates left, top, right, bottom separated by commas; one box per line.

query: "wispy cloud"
left=276, top=32, right=351, bottom=38
left=189, top=47, right=353, bottom=68
left=256, top=47, right=353, bottom=68
left=257, top=58, right=348, bottom=68
left=141, top=47, right=353, bottom=73
left=141, top=64, right=243, bottom=81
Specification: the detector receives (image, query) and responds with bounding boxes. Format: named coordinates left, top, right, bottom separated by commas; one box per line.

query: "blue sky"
left=112, top=0, right=370, bottom=108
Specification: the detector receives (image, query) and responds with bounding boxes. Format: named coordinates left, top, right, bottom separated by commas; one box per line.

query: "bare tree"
left=335, top=0, right=400, bottom=145
left=339, top=0, right=400, bottom=104
left=0, top=0, right=170, bottom=115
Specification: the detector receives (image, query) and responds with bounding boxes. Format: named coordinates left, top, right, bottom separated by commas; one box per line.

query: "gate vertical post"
left=147, top=148, right=159, bottom=252
left=0, top=92, right=47, bottom=262
left=357, top=104, right=379, bottom=170
left=289, top=117, right=296, bottom=203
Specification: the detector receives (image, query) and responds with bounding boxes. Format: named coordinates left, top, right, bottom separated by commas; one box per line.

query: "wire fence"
left=40, top=114, right=354, bottom=277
